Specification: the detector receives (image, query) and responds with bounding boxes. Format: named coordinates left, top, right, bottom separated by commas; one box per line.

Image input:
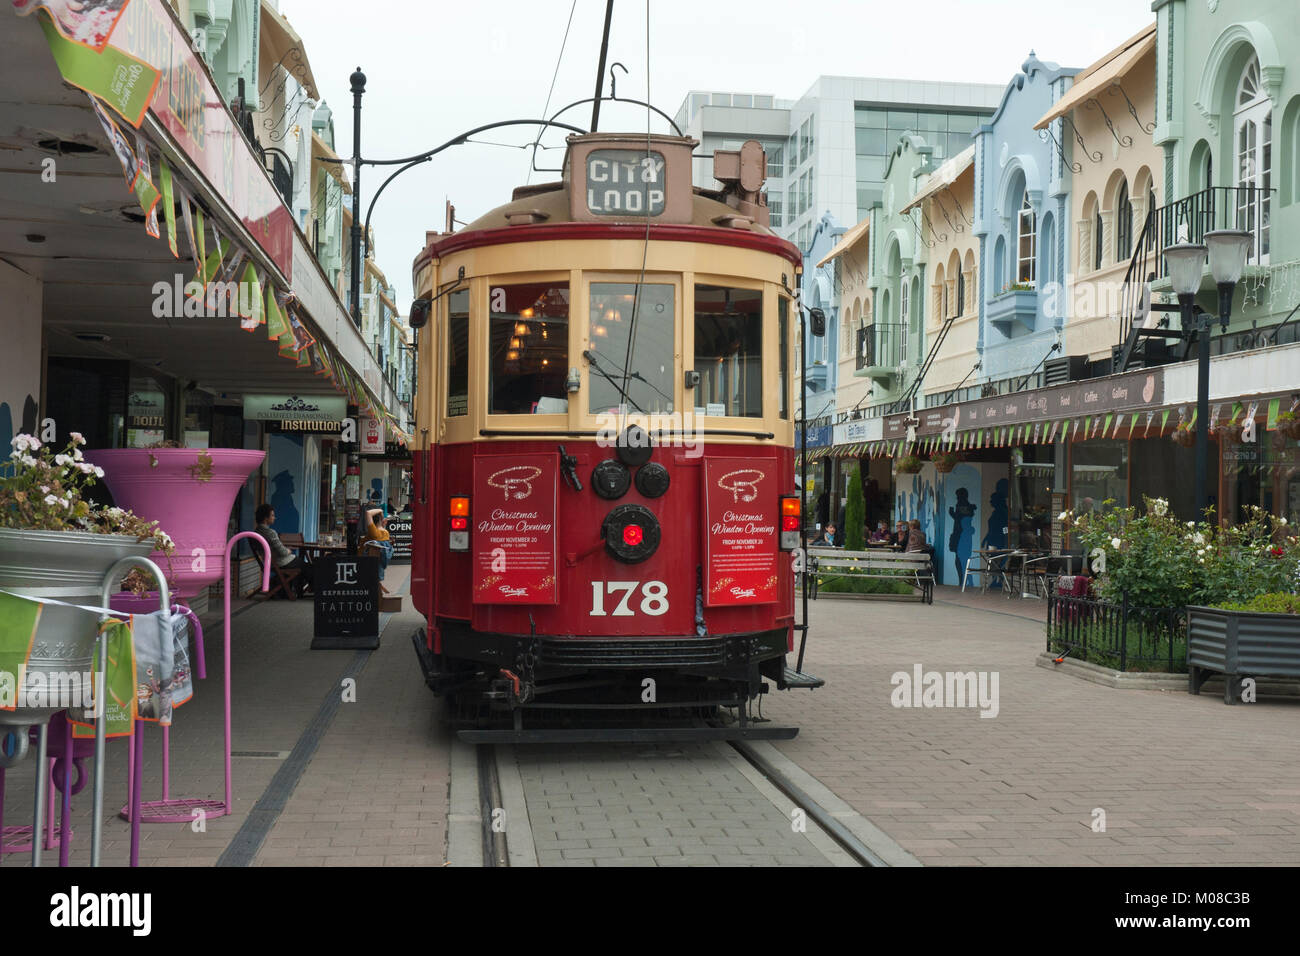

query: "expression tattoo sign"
left=472, top=455, right=558, bottom=605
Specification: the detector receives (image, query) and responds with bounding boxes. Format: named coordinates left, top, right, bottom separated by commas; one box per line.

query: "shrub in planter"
left=1277, top=410, right=1300, bottom=440
left=1216, top=592, right=1300, bottom=614
left=896, top=454, right=923, bottom=474
left=932, top=451, right=960, bottom=473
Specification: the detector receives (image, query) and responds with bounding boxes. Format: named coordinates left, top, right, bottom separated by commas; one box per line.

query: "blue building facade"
left=974, top=54, right=1078, bottom=386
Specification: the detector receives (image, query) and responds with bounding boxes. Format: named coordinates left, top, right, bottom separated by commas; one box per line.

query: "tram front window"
left=488, top=281, right=570, bottom=414
left=446, top=289, right=469, bottom=417
left=694, top=284, right=762, bottom=417
left=588, top=283, right=675, bottom=415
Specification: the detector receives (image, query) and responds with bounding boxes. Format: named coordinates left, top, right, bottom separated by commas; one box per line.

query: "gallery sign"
left=471, top=454, right=558, bottom=605
left=703, top=458, right=779, bottom=607
left=883, top=368, right=1165, bottom=439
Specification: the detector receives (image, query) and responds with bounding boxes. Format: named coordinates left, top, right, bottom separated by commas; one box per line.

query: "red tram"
left=407, top=133, right=819, bottom=738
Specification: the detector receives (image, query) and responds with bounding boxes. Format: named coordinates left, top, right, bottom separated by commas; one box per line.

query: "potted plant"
left=1188, top=592, right=1300, bottom=704
left=896, top=454, right=923, bottom=474
left=933, top=450, right=960, bottom=474
left=85, top=444, right=265, bottom=602
left=1171, top=422, right=1196, bottom=447
left=0, top=433, right=173, bottom=762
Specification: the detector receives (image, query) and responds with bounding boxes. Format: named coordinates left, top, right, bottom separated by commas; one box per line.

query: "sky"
left=285, top=0, right=1156, bottom=309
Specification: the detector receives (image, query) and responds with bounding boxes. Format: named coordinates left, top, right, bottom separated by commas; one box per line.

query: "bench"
left=806, top=547, right=934, bottom=604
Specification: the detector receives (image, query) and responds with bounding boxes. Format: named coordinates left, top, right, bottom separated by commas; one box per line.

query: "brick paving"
left=1, top=564, right=450, bottom=868
left=766, top=584, right=1300, bottom=866
left=510, top=742, right=834, bottom=866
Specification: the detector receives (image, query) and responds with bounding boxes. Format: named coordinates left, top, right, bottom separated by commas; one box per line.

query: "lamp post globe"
left=1204, top=229, right=1252, bottom=330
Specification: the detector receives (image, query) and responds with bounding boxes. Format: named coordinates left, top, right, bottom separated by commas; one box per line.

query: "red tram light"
left=449, top=495, right=470, bottom=551
left=622, top=524, right=643, bottom=546
left=779, top=495, right=800, bottom=551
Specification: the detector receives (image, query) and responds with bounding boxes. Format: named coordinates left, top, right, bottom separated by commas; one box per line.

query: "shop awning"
left=900, top=146, right=975, bottom=214
left=313, top=132, right=352, bottom=194
left=1034, top=23, right=1156, bottom=130
left=815, top=217, right=870, bottom=269
left=260, top=0, right=320, bottom=101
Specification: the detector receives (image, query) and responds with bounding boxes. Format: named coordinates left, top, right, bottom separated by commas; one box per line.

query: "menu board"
left=471, top=454, right=558, bottom=605
left=703, top=458, right=779, bottom=606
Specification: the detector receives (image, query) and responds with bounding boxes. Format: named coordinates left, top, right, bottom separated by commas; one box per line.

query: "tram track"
left=468, top=734, right=903, bottom=867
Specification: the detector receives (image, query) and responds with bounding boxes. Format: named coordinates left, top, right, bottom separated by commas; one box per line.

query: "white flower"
left=43, top=494, right=60, bottom=507
left=72, top=449, right=84, bottom=462
left=69, top=432, right=85, bottom=446
left=1281, top=517, right=1290, bottom=527
left=1057, top=511, right=1069, bottom=521
left=1111, top=537, right=1122, bottom=549
left=107, top=507, right=125, bottom=521
left=39, top=484, right=49, bottom=493
left=93, top=465, right=104, bottom=478
left=1192, top=532, right=1205, bottom=546
left=26, top=436, right=40, bottom=451
left=54, top=454, right=72, bottom=467
left=10, top=435, right=29, bottom=453
left=19, top=454, right=37, bottom=468
left=1187, top=521, right=1196, bottom=528
left=1197, top=548, right=1205, bottom=556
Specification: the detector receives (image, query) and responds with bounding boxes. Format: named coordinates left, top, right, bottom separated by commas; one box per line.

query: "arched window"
left=1094, top=206, right=1104, bottom=271
left=1041, top=213, right=1055, bottom=288
left=1116, top=180, right=1133, bottom=261
left=956, top=270, right=965, bottom=316
left=1235, top=53, right=1272, bottom=261
left=899, top=280, right=909, bottom=365
left=1017, top=192, right=1036, bottom=285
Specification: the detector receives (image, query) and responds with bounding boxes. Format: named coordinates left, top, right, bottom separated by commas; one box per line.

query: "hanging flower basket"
left=896, top=454, right=923, bottom=474
left=932, top=451, right=960, bottom=473
left=1212, top=422, right=1242, bottom=446
left=1277, top=411, right=1300, bottom=440
left=1171, top=423, right=1196, bottom=448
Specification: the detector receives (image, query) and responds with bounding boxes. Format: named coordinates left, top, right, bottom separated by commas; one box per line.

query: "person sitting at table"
left=254, top=503, right=313, bottom=596
left=363, top=507, right=394, bottom=593
left=869, top=521, right=891, bottom=544
left=905, top=518, right=928, bottom=553
left=815, top=523, right=837, bottom=547
left=893, top=520, right=909, bottom=550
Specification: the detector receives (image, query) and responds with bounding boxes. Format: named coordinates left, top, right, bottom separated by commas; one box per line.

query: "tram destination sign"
left=584, top=149, right=666, bottom=216
left=568, top=134, right=695, bottom=224
left=312, top=554, right=380, bottom=650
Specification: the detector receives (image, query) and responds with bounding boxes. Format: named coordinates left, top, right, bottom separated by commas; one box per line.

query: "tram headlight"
left=602, top=504, right=660, bottom=564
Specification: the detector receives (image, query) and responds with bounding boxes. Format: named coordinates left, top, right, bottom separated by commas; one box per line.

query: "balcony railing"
left=1118, top=186, right=1276, bottom=352
left=856, top=323, right=906, bottom=370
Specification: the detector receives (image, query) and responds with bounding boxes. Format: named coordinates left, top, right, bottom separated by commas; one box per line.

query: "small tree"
left=845, top=462, right=866, bottom=550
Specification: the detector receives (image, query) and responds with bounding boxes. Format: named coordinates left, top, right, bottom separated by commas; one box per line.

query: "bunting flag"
left=87, top=94, right=136, bottom=189
left=1210, top=404, right=1221, bottom=430
left=1144, top=410, right=1155, bottom=437
left=1160, top=408, right=1171, bottom=432
left=1103, top=413, right=1114, bottom=438
left=1188, top=409, right=1197, bottom=427
left=238, top=262, right=263, bottom=330
left=265, top=285, right=290, bottom=341
left=1084, top=416, right=1092, bottom=439
left=1130, top=412, right=1139, bottom=437
left=158, top=160, right=178, bottom=257
left=1267, top=398, right=1280, bottom=430
left=1246, top=401, right=1259, bottom=429
left=133, top=135, right=160, bottom=238
left=1228, top=403, right=1243, bottom=425
left=180, top=194, right=202, bottom=280
left=18, top=0, right=133, bottom=55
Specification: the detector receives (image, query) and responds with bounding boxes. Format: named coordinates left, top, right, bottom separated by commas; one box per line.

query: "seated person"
left=815, top=523, right=837, bottom=547
left=254, top=503, right=313, bottom=593
left=869, top=521, right=891, bottom=543
left=905, top=519, right=928, bottom=553
left=892, top=520, right=910, bottom=549
left=363, top=507, right=394, bottom=592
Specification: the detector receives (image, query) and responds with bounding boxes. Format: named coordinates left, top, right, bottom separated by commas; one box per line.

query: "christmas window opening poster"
left=471, top=454, right=558, bottom=605
left=703, top=458, right=779, bottom=606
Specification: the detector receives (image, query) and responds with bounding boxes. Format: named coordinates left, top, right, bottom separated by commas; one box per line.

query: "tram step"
left=779, top=667, right=825, bottom=690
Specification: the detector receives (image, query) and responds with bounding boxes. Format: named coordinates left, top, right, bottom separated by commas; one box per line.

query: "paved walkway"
left=768, top=586, right=1300, bottom=866
left=0, top=564, right=449, bottom=868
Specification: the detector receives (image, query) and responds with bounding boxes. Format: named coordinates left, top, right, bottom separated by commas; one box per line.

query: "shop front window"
left=488, top=282, right=570, bottom=414
left=1010, top=446, right=1054, bottom=550
left=184, top=389, right=213, bottom=448
left=1070, top=439, right=1128, bottom=518
left=127, top=376, right=168, bottom=447
left=693, top=284, right=762, bottom=417
left=446, top=289, right=469, bottom=417
left=1222, top=431, right=1299, bottom=526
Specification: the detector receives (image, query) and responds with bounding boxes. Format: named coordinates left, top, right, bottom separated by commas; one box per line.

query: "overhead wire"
left=618, top=0, right=654, bottom=426
left=527, top=0, right=580, bottom=184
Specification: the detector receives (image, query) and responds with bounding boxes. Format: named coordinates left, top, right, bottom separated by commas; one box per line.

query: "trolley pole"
left=797, top=308, right=808, bottom=672
left=349, top=66, right=366, bottom=329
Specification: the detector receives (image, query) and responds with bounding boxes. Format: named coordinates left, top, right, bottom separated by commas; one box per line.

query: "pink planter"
left=85, top=449, right=265, bottom=600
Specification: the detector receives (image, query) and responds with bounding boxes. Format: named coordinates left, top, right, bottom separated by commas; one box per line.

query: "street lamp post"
left=1163, top=229, right=1252, bottom=519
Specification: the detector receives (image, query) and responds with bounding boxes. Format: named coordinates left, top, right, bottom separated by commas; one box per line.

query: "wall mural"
left=895, top=462, right=1004, bottom=587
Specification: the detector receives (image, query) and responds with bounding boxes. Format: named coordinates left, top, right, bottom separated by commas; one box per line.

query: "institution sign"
left=243, top=394, right=347, bottom=424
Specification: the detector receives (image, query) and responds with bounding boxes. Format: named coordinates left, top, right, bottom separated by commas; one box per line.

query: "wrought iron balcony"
left=854, top=323, right=907, bottom=383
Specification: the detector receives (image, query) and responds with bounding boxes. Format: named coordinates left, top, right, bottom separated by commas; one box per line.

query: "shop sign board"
left=360, top=418, right=385, bottom=455
left=387, top=515, right=413, bottom=562
left=312, top=554, right=380, bottom=650
left=243, top=394, right=347, bottom=423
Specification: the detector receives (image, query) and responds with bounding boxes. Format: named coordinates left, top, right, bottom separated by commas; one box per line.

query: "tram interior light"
left=515, top=322, right=530, bottom=335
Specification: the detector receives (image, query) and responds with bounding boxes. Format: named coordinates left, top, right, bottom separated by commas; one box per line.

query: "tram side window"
left=588, top=283, right=675, bottom=415
left=446, top=289, right=469, bottom=417
left=694, top=285, right=762, bottom=418
left=488, top=282, right=570, bottom=414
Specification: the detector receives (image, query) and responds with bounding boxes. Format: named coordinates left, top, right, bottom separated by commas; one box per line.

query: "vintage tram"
left=407, top=132, right=819, bottom=739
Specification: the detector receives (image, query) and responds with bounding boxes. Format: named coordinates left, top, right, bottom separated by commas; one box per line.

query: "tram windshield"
left=488, top=281, right=570, bottom=414
left=587, top=282, right=675, bottom=415
left=693, top=284, right=762, bottom=418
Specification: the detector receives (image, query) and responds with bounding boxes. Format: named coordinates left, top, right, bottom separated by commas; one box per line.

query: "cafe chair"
left=987, top=551, right=1026, bottom=599
left=961, top=552, right=990, bottom=593
left=248, top=540, right=301, bottom=601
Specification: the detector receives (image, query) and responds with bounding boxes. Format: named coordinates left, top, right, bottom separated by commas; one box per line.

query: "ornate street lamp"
left=1163, top=228, right=1251, bottom=519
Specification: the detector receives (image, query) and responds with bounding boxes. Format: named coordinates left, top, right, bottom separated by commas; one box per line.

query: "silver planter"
left=0, top=528, right=153, bottom=764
